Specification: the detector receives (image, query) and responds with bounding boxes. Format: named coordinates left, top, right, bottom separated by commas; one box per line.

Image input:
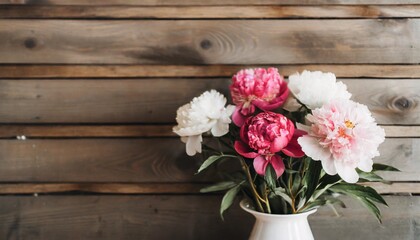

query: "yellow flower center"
left=345, top=120, right=355, bottom=129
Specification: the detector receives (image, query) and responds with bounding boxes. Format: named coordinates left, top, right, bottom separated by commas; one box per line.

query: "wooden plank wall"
left=0, top=1, right=419, bottom=239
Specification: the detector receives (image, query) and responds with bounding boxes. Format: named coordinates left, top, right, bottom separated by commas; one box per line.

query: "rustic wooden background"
left=0, top=0, right=419, bottom=239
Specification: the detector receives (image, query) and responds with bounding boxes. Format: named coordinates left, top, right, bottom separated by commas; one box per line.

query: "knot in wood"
left=24, top=38, right=37, bottom=49
left=392, top=96, right=413, bottom=111
left=200, top=39, right=212, bottom=50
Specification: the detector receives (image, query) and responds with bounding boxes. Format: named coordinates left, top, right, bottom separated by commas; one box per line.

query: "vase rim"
left=240, top=199, right=317, bottom=218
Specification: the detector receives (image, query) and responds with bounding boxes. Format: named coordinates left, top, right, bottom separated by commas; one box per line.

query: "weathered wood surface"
left=0, top=139, right=204, bottom=183
left=0, top=195, right=417, bottom=240
left=0, top=79, right=226, bottom=124
left=0, top=182, right=417, bottom=195
left=3, top=5, right=420, bottom=19
left=1, top=20, right=420, bottom=64
left=0, top=183, right=206, bottom=194
left=1, top=0, right=420, bottom=5
left=0, top=79, right=417, bottom=124
left=0, top=125, right=417, bottom=138
left=3, top=65, right=420, bottom=78
left=0, top=138, right=415, bottom=182
left=344, top=79, right=420, bottom=125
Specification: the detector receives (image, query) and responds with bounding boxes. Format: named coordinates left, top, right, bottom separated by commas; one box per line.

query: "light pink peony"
left=298, top=100, right=385, bottom=183
left=230, top=68, right=289, bottom=126
left=234, top=112, right=305, bottom=178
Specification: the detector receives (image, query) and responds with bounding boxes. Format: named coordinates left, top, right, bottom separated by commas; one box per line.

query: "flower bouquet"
left=173, top=68, right=398, bottom=228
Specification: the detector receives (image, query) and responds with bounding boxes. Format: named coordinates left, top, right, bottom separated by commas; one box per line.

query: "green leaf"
left=220, top=184, right=242, bottom=220
left=372, top=163, right=400, bottom=172
left=310, top=183, right=335, bottom=201
left=292, top=174, right=302, bottom=196
left=200, top=181, right=237, bottom=193
left=358, top=171, right=384, bottom=182
left=318, top=173, right=341, bottom=189
left=197, top=155, right=235, bottom=174
left=300, top=199, right=327, bottom=212
left=285, top=169, right=299, bottom=174
left=274, top=187, right=293, bottom=206
left=358, top=197, right=382, bottom=224
left=265, top=164, right=277, bottom=190
left=303, top=159, right=322, bottom=201
left=330, top=183, right=387, bottom=206
left=329, top=183, right=387, bottom=223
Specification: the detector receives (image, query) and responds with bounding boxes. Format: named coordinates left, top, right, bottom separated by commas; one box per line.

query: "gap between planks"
left=0, top=182, right=417, bottom=194
left=2, top=5, right=420, bottom=19
left=1, top=65, right=420, bottom=78
left=0, top=125, right=418, bottom=138
left=1, top=0, right=420, bottom=6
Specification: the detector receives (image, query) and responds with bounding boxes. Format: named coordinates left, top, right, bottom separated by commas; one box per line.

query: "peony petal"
left=232, top=107, right=246, bottom=127
left=298, top=135, right=332, bottom=161
left=282, top=139, right=305, bottom=158
left=211, top=119, right=229, bottom=137
left=335, top=160, right=359, bottom=183
left=253, top=81, right=289, bottom=111
left=296, top=123, right=310, bottom=133
left=282, top=131, right=306, bottom=158
left=253, top=155, right=268, bottom=175
left=185, top=135, right=202, bottom=156
left=270, top=137, right=290, bottom=153
left=270, top=155, right=285, bottom=178
left=282, top=96, right=302, bottom=112
left=321, top=157, right=337, bottom=175
left=358, top=158, right=373, bottom=172
left=234, top=141, right=259, bottom=158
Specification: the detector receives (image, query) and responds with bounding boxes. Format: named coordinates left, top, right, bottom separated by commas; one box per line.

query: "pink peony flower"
left=298, top=100, right=385, bottom=183
left=230, top=68, right=289, bottom=126
left=234, top=112, right=305, bottom=178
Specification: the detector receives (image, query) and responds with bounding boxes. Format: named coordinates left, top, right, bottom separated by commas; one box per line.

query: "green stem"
left=239, top=157, right=265, bottom=213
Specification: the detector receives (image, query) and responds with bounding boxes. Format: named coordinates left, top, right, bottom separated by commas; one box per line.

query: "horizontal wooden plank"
left=0, top=125, right=418, bottom=138
left=2, top=65, right=420, bottom=79
left=1, top=20, right=420, bottom=64
left=3, top=5, right=420, bottom=19
left=2, top=0, right=420, bottom=6
left=0, top=79, right=418, bottom=124
left=344, top=79, right=420, bottom=125
left=0, top=138, right=415, bottom=182
left=0, top=183, right=206, bottom=194
left=362, top=182, right=420, bottom=194
left=0, top=138, right=207, bottom=183
left=0, top=79, right=225, bottom=123
left=0, top=125, right=176, bottom=138
left=0, top=195, right=417, bottom=240
left=0, top=182, right=416, bottom=195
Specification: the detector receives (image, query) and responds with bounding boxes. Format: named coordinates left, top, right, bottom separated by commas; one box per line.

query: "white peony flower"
left=173, top=90, right=235, bottom=156
left=288, top=70, right=352, bottom=110
left=298, top=99, right=385, bottom=183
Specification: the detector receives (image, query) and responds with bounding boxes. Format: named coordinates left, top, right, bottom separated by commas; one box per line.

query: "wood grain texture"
left=0, top=139, right=206, bottom=183
left=344, top=79, right=420, bottom=125
left=2, top=65, right=420, bottom=78
left=0, top=125, right=417, bottom=138
left=3, top=5, right=420, bottom=19
left=0, top=79, right=417, bottom=124
left=0, top=183, right=207, bottom=194
left=1, top=20, right=420, bottom=64
left=2, top=0, right=420, bottom=5
left=0, top=182, right=416, bottom=194
left=0, top=195, right=417, bottom=240
left=0, top=138, right=414, bottom=182
left=0, top=79, right=226, bottom=123
left=0, top=125, right=176, bottom=138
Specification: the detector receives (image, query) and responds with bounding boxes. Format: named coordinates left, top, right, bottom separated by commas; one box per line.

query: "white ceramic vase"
left=240, top=200, right=317, bottom=240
